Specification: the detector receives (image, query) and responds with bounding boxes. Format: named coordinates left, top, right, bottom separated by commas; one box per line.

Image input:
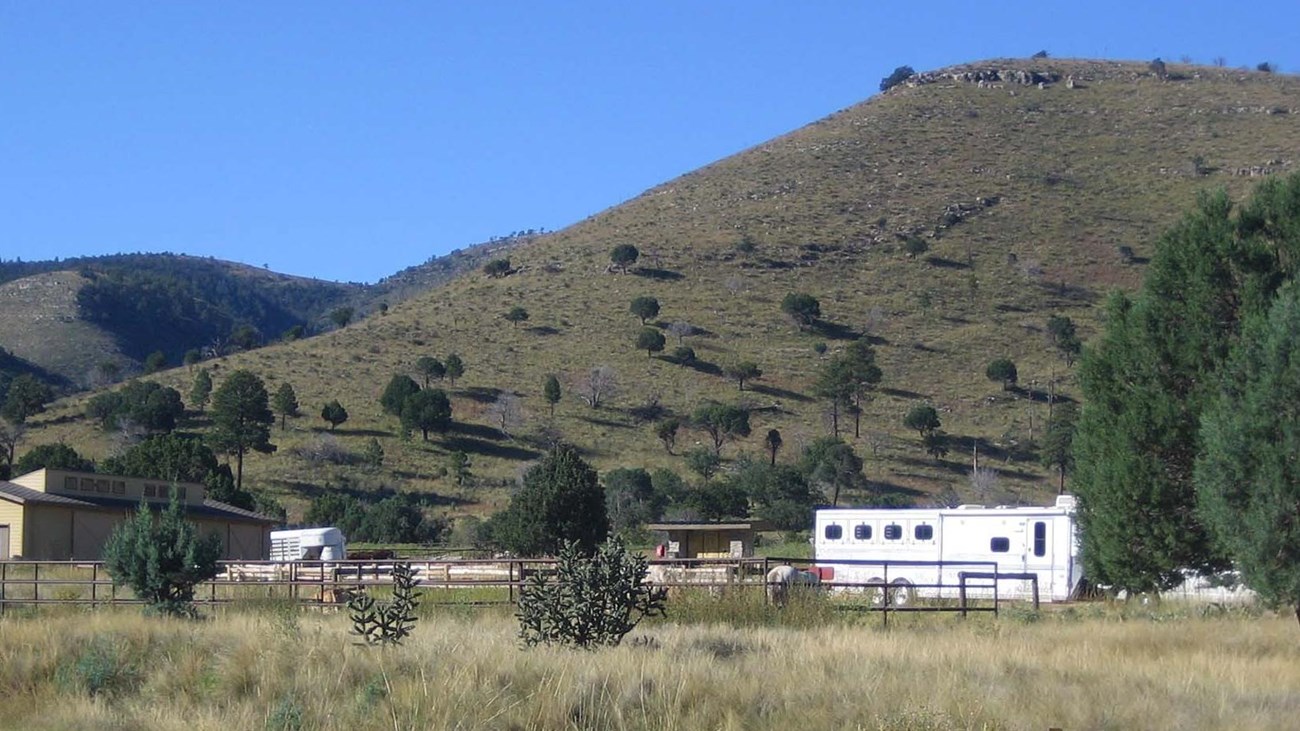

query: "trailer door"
left=1025, top=518, right=1052, bottom=596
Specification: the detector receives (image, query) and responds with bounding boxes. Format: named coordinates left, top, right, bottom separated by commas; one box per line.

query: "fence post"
left=1, top=561, right=6, bottom=615
left=33, top=563, right=38, bottom=605
left=959, top=572, right=967, bottom=619
left=91, top=563, right=97, bottom=608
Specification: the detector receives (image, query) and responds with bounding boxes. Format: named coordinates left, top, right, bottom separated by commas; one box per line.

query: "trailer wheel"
left=866, top=577, right=887, bottom=606
left=890, top=579, right=915, bottom=607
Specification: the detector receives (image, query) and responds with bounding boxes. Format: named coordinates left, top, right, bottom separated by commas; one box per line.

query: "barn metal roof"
left=0, top=482, right=277, bottom=523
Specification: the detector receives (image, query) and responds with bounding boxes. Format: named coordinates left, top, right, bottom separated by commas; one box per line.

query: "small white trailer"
left=813, top=495, right=1082, bottom=604
left=270, top=527, right=347, bottom=561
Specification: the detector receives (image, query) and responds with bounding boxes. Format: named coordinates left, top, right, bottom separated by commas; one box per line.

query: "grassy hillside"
left=19, top=58, right=1300, bottom=521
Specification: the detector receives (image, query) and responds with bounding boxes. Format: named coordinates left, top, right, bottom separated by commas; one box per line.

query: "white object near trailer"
left=270, top=527, right=347, bottom=561
left=813, top=495, right=1082, bottom=604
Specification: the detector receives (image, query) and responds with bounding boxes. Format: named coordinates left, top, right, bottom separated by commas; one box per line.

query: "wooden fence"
left=0, top=557, right=1021, bottom=622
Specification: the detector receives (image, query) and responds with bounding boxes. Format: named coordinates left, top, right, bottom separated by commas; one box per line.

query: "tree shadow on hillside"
left=524, top=325, right=561, bottom=336
left=812, top=321, right=861, bottom=341
left=749, top=383, right=813, bottom=403
left=968, top=436, right=1039, bottom=465
left=880, top=386, right=929, bottom=400
left=683, top=360, right=722, bottom=376
left=441, top=435, right=541, bottom=462
left=633, top=267, right=684, bottom=281
left=450, top=421, right=505, bottom=440
left=925, top=256, right=971, bottom=270
left=895, top=454, right=1043, bottom=482
left=458, top=386, right=502, bottom=404
left=1037, top=281, right=1099, bottom=305
left=326, top=427, right=394, bottom=438
left=579, top=414, right=636, bottom=430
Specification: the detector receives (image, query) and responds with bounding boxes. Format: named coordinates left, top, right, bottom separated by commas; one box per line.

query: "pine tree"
left=543, top=374, right=561, bottom=417
left=1196, top=283, right=1300, bottom=622
left=190, top=369, right=213, bottom=412
left=207, top=370, right=275, bottom=491
left=103, top=495, right=222, bottom=618
left=271, top=382, right=299, bottom=430
left=491, top=444, right=608, bottom=557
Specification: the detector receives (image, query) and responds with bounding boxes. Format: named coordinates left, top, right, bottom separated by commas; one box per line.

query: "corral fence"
left=0, top=557, right=1034, bottom=622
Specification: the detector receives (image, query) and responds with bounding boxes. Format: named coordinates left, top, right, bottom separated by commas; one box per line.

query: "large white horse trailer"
left=812, top=495, right=1082, bottom=604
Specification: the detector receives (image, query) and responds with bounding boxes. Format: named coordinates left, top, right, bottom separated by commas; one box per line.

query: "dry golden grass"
left=21, top=59, right=1300, bottom=520
left=0, top=601, right=1295, bottom=730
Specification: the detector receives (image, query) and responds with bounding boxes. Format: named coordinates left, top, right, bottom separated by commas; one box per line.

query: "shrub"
left=879, top=65, right=915, bottom=92
left=516, top=539, right=666, bottom=649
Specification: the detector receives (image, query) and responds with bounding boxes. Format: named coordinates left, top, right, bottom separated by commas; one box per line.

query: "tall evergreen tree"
left=492, top=444, right=609, bottom=556
left=207, top=370, right=275, bottom=491
left=190, top=369, right=213, bottom=412
left=543, top=374, right=562, bottom=417
left=1196, top=283, right=1300, bottom=622
left=271, top=382, right=299, bottom=430
left=1074, top=178, right=1300, bottom=593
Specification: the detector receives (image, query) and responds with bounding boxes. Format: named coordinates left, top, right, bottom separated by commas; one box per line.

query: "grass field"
left=0, top=597, right=1294, bottom=730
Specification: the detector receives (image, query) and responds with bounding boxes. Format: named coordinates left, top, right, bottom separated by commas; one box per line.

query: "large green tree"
left=401, top=389, right=452, bottom=441
left=14, top=443, right=94, bottom=474
left=691, top=402, right=751, bottom=455
left=207, top=370, right=275, bottom=491
left=380, top=374, right=421, bottom=417
left=1073, top=178, right=1300, bottom=593
left=1196, top=283, right=1300, bottom=622
left=86, top=380, right=185, bottom=433
left=1, top=374, right=53, bottom=424
left=101, top=433, right=252, bottom=510
left=491, top=444, right=609, bottom=557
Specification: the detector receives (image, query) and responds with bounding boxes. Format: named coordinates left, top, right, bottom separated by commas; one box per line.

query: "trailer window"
left=853, top=524, right=872, bottom=540
left=824, top=524, right=843, bottom=540
left=990, top=537, right=1010, bottom=553
left=1033, top=522, right=1046, bottom=557
left=914, top=524, right=934, bottom=540
left=884, top=524, right=902, bottom=540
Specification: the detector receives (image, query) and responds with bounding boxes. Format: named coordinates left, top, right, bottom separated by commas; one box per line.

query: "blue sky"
left=3, top=2, right=1297, bottom=283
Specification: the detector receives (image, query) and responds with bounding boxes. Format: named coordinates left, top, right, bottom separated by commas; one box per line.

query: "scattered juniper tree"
left=504, top=306, right=530, bottom=328
left=543, top=374, right=562, bottom=417
left=723, top=361, right=762, bottom=391
left=654, top=417, right=680, bottom=455
left=272, top=382, right=300, bottom=430
left=415, top=356, right=446, bottom=387
left=482, top=258, right=511, bottom=278
left=445, top=353, right=465, bottom=387
left=320, top=400, right=348, bottom=431
left=879, top=65, right=915, bottom=92
left=691, top=402, right=751, bottom=456
left=985, top=358, right=1019, bottom=391
left=636, top=327, right=666, bottom=358
left=401, top=389, right=452, bottom=441
left=610, top=244, right=639, bottom=274
left=380, top=375, right=421, bottom=417
left=330, top=307, right=354, bottom=328
left=765, top=428, right=783, bottom=466
left=904, top=404, right=941, bottom=440
left=629, top=296, right=660, bottom=325
left=780, top=292, right=821, bottom=330
left=102, top=495, right=222, bottom=618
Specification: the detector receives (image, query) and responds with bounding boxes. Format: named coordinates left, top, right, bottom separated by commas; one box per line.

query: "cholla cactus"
left=517, top=538, right=667, bottom=649
left=347, top=562, right=421, bottom=646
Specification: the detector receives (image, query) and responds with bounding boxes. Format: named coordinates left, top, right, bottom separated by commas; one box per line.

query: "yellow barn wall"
left=0, top=501, right=25, bottom=559
left=72, top=509, right=128, bottom=560
left=25, top=506, right=74, bottom=560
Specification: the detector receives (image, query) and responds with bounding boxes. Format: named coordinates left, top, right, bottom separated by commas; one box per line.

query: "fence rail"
left=0, top=557, right=1028, bottom=621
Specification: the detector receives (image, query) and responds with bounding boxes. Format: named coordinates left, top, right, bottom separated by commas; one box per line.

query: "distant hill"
left=20, top=59, right=1300, bottom=520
